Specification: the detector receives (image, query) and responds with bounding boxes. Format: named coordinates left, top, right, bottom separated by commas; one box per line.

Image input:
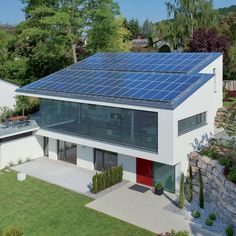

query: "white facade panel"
left=118, top=154, right=136, bottom=182
left=0, top=80, right=19, bottom=110
left=77, top=144, right=94, bottom=170
left=0, top=134, right=43, bottom=169
left=48, top=138, right=57, bottom=160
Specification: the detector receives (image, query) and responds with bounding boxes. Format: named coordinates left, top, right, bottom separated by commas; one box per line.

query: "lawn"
left=223, top=97, right=236, bottom=108
left=0, top=170, right=154, bottom=236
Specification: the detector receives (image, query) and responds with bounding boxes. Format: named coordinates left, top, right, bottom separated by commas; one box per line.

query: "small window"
left=213, top=68, right=216, bottom=93
left=178, top=112, right=207, bottom=135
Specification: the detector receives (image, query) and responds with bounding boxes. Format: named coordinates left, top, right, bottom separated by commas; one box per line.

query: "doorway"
left=94, top=149, right=118, bottom=171
left=58, top=140, right=77, bottom=165
left=43, top=137, right=49, bottom=157
left=136, top=158, right=153, bottom=187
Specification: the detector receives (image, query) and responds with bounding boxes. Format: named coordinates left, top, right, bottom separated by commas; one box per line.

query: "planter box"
left=154, top=187, right=164, bottom=195
left=17, top=172, right=26, bottom=181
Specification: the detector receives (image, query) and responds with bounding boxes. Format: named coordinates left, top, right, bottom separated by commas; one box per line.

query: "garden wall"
left=187, top=152, right=236, bottom=226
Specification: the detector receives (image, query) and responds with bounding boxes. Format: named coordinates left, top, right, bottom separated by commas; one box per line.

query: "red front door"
left=136, top=158, right=153, bottom=187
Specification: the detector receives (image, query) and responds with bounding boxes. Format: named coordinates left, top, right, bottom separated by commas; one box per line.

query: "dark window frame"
left=178, top=112, right=207, bottom=136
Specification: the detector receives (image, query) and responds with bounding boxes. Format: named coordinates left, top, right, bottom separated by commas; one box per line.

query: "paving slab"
left=86, top=182, right=220, bottom=236
left=12, top=157, right=96, bottom=194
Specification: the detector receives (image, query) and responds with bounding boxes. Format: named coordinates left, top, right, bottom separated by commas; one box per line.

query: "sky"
left=0, top=0, right=236, bottom=25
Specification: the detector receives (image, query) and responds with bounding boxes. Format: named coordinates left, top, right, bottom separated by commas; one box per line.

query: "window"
left=43, top=137, right=49, bottom=157
left=178, top=112, right=206, bottom=135
left=213, top=68, right=216, bottom=92
left=94, top=149, right=117, bottom=171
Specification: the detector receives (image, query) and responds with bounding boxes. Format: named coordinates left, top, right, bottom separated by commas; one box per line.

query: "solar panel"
left=20, top=69, right=213, bottom=109
left=69, top=52, right=221, bottom=74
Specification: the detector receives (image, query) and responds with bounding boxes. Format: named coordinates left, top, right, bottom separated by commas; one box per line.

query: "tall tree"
left=166, top=0, right=216, bottom=48
left=87, top=0, right=130, bottom=52
left=141, top=19, right=155, bottom=38
left=124, top=18, right=140, bottom=40
left=188, top=27, right=229, bottom=53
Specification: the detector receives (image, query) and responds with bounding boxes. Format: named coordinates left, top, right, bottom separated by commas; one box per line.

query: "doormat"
left=129, top=184, right=150, bottom=193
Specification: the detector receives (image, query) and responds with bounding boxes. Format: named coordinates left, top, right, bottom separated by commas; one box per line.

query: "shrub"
left=155, top=182, right=163, bottom=190
left=219, top=156, right=233, bottom=168
left=205, top=218, right=214, bottom=226
left=188, top=165, right=193, bottom=202
left=3, top=225, right=23, bottom=236
left=191, top=210, right=201, bottom=218
left=209, top=212, right=217, bottom=221
left=228, top=167, right=236, bottom=183
left=179, top=173, right=185, bottom=209
left=225, top=226, right=234, bottom=236
left=200, top=146, right=220, bottom=159
left=199, top=169, right=204, bottom=209
left=172, top=230, right=189, bottom=236
left=91, top=166, right=123, bottom=193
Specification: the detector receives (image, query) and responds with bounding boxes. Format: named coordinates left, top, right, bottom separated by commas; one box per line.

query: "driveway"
left=12, top=157, right=96, bottom=194
left=86, top=182, right=220, bottom=236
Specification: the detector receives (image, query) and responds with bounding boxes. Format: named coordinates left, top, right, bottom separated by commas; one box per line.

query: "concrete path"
left=12, top=157, right=96, bottom=194
left=86, top=182, right=220, bottom=236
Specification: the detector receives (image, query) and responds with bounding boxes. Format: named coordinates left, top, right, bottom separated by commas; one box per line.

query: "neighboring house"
left=2, top=52, right=222, bottom=194
left=132, top=38, right=149, bottom=49
left=0, top=79, right=19, bottom=110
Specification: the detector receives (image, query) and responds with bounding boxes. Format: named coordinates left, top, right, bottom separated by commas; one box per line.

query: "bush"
left=205, top=218, right=214, bottom=226
left=219, top=155, right=233, bottom=168
left=3, top=225, right=23, bottom=236
left=209, top=212, right=217, bottom=221
left=191, top=210, right=201, bottom=218
left=228, top=167, right=236, bottom=183
left=179, top=173, right=185, bottom=209
left=91, top=166, right=123, bottom=194
left=199, top=169, right=204, bottom=209
left=225, top=226, right=234, bottom=236
left=200, top=146, right=220, bottom=159
left=188, top=165, right=193, bottom=202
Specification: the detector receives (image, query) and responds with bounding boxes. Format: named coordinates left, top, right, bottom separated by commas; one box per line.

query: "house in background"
left=0, top=79, right=19, bottom=110
left=0, top=52, right=223, bottom=194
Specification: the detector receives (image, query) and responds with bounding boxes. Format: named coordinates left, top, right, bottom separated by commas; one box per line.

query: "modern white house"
left=1, top=52, right=223, bottom=194
left=0, top=79, right=19, bottom=110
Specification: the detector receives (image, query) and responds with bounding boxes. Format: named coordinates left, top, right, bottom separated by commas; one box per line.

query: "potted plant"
left=154, top=182, right=164, bottom=195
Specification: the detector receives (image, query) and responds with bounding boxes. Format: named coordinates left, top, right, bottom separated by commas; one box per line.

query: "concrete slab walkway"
left=12, top=157, right=96, bottom=194
left=86, top=182, right=220, bottom=236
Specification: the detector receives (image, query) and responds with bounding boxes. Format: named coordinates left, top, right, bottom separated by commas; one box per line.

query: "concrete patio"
left=12, top=157, right=96, bottom=194
left=86, top=182, right=220, bottom=236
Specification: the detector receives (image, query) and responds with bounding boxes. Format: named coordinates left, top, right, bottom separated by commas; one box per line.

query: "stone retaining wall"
left=187, top=152, right=236, bottom=226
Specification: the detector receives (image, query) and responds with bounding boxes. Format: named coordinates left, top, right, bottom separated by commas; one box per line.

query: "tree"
left=141, top=19, right=155, bottom=38
left=199, top=169, right=204, bottom=208
left=15, top=96, right=39, bottom=116
left=188, top=165, right=193, bottom=202
left=166, top=0, right=216, bottom=48
left=188, top=28, right=230, bottom=53
left=87, top=0, right=130, bottom=52
left=124, top=18, right=140, bottom=40
left=179, top=173, right=185, bottom=209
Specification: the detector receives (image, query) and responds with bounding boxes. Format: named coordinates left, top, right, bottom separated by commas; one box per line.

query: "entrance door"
left=136, top=158, right=153, bottom=187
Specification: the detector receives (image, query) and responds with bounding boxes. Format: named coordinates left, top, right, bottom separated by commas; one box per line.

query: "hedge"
left=91, top=166, right=123, bottom=194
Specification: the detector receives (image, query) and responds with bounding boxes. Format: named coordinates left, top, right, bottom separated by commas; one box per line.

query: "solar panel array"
left=70, top=52, right=221, bottom=74
left=17, top=52, right=220, bottom=109
left=21, top=69, right=213, bottom=108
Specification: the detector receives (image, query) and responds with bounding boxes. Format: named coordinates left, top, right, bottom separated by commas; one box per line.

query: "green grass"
left=224, top=97, right=236, bottom=108
left=0, top=171, right=154, bottom=236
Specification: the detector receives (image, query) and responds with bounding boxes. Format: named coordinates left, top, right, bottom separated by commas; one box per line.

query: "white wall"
left=118, top=154, right=136, bottom=182
left=48, top=138, right=57, bottom=160
left=77, top=144, right=94, bottom=170
left=0, top=80, right=19, bottom=110
left=0, top=133, right=43, bottom=169
left=173, top=57, right=223, bottom=174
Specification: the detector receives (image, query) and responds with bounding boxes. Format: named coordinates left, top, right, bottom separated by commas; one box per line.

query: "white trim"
left=0, top=127, right=39, bottom=139
left=16, top=92, right=166, bottom=113
left=0, top=79, right=19, bottom=88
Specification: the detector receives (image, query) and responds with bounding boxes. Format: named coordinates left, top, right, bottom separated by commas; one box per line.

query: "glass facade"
left=39, top=99, right=158, bottom=152
left=178, top=112, right=206, bottom=136
left=154, top=162, right=175, bottom=193
left=58, top=140, right=77, bottom=164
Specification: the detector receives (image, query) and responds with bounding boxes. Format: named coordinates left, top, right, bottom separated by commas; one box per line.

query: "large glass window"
left=58, top=140, right=77, bottom=164
left=94, top=149, right=117, bottom=171
left=39, top=99, right=158, bottom=152
left=178, top=112, right=206, bottom=136
left=154, top=162, right=175, bottom=193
